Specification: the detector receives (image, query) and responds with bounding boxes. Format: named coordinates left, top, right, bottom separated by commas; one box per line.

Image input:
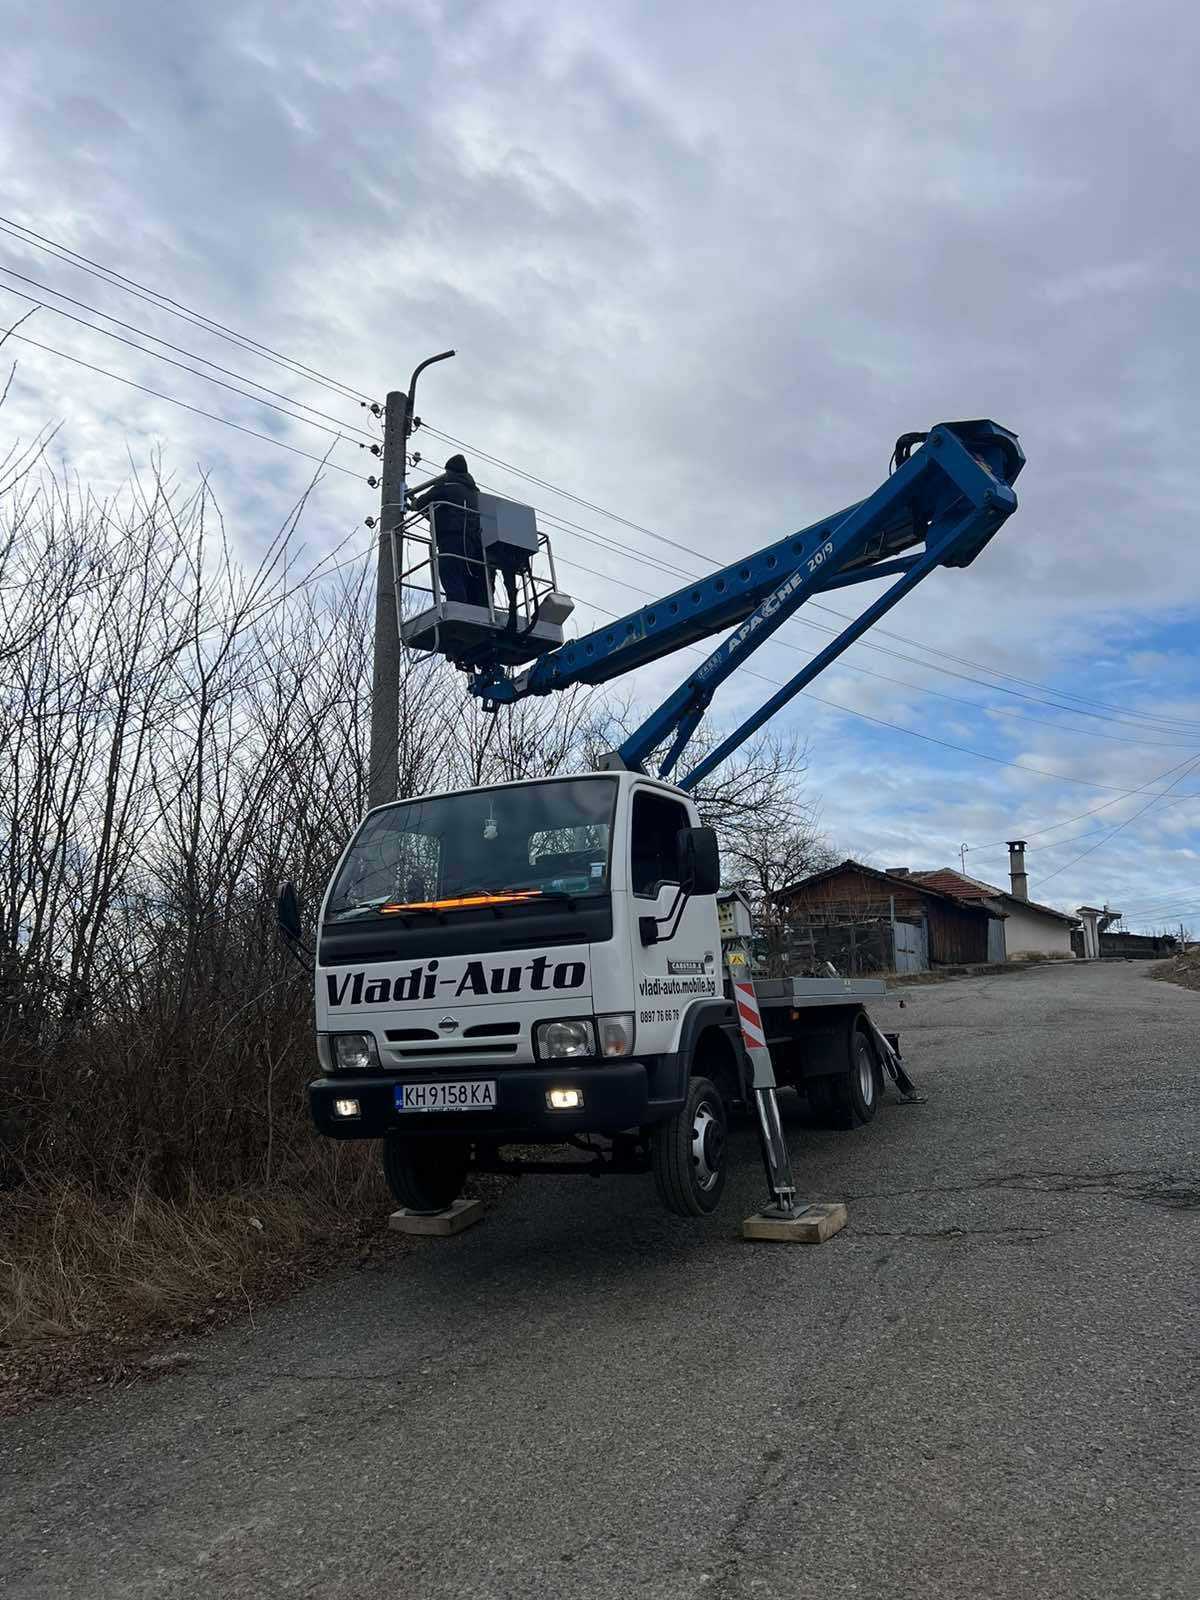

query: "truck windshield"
left=326, top=776, right=618, bottom=922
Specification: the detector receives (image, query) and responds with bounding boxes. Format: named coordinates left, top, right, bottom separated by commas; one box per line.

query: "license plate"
left=395, top=1080, right=496, bottom=1114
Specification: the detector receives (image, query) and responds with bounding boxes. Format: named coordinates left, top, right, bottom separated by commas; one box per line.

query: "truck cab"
left=306, top=770, right=747, bottom=1214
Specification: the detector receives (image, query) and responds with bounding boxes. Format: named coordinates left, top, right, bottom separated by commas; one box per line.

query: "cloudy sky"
left=3, top=0, right=1198, bottom=927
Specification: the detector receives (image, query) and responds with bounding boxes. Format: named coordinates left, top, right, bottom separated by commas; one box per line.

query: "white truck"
left=291, top=768, right=910, bottom=1217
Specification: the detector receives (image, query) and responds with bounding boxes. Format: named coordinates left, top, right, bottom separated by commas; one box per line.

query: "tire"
left=808, top=1023, right=880, bottom=1130
left=382, top=1133, right=469, bottom=1213
left=652, top=1076, right=728, bottom=1217
left=804, top=1075, right=839, bottom=1125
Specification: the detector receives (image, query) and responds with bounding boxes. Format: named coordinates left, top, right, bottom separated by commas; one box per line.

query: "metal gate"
left=987, top=917, right=1006, bottom=962
left=893, top=919, right=928, bottom=973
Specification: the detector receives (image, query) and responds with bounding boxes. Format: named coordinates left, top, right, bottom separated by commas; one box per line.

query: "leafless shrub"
left=0, top=427, right=630, bottom=1198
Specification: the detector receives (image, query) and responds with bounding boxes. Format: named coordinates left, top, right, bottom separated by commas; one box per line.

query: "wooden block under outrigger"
left=388, top=1197, right=486, bottom=1236
left=742, top=1201, right=848, bottom=1244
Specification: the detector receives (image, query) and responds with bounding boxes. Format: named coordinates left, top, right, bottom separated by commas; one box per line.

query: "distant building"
left=1104, top=929, right=1177, bottom=959
left=1075, top=904, right=1121, bottom=960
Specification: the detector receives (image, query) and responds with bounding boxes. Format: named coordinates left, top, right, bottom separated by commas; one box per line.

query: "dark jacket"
left=409, top=466, right=480, bottom=554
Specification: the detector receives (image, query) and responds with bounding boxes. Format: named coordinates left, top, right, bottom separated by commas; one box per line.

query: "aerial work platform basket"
left=399, top=491, right=575, bottom=667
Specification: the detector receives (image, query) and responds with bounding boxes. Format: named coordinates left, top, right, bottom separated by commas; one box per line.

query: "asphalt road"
left=4, top=962, right=1198, bottom=1599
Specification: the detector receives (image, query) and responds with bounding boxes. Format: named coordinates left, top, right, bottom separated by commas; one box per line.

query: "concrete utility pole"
left=366, top=390, right=409, bottom=810
left=365, top=351, right=455, bottom=810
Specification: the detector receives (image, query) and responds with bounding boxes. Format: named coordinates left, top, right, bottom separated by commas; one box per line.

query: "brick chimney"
left=1007, top=840, right=1029, bottom=902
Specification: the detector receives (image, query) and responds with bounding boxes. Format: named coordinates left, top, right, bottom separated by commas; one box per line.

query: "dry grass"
left=0, top=1151, right=514, bottom=1414
left=0, top=1149, right=400, bottom=1413
left=1151, top=950, right=1200, bottom=993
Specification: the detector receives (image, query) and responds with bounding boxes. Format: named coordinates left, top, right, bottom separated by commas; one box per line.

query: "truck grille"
left=383, top=1021, right=523, bottom=1064
left=390, top=1043, right=519, bottom=1060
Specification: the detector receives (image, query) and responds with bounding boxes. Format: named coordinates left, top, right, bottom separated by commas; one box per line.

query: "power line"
left=0, top=283, right=372, bottom=458
left=3, top=329, right=370, bottom=482
left=0, top=265, right=378, bottom=443
left=524, top=515, right=1197, bottom=751
left=1035, top=756, right=1200, bottom=887
left=419, top=422, right=703, bottom=566
left=1119, top=893, right=1200, bottom=918
left=0, top=215, right=374, bottom=408
left=542, top=552, right=1192, bottom=796
left=967, top=802, right=1200, bottom=865
left=965, top=755, right=1200, bottom=852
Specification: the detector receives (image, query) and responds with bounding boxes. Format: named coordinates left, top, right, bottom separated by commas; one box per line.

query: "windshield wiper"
left=328, top=897, right=441, bottom=923
left=499, top=887, right=582, bottom=906
left=329, top=888, right=588, bottom=923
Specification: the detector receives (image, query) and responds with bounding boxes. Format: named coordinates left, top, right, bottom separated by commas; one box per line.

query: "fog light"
left=333, top=1098, right=361, bottom=1119
left=547, top=1086, right=584, bottom=1110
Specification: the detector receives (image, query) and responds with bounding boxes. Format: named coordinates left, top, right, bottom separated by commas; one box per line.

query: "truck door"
left=628, top=786, right=720, bottom=1054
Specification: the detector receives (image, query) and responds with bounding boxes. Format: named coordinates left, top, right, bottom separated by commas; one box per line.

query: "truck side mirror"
left=676, top=827, right=720, bottom=898
left=277, top=881, right=303, bottom=945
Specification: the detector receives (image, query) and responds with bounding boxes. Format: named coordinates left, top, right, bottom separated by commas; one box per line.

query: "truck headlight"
left=597, top=1014, right=635, bottom=1058
left=535, top=1019, right=595, bottom=1059
left=332, top=1032, right=380, bottom=1072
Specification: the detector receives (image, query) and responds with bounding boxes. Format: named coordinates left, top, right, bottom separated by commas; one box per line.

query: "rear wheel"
left=808, top=1023, right=880, bottom=1130
left=382, top=1133, right=469, bottom=1213
left=652, top=1076, right=728, bottom=1217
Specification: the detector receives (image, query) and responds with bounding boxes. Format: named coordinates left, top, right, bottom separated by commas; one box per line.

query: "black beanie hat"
left=445, top=454, right=469, bottom=473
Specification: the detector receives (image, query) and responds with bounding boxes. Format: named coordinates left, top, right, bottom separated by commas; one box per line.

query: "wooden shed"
left=775, top=859, right=998, bottom=969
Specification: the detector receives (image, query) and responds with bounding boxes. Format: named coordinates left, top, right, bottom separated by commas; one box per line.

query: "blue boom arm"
left=468, top=419, right=1023, bottom=789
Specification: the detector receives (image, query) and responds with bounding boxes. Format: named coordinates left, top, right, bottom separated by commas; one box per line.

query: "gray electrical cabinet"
left=478, top=493, right=538, bottom=573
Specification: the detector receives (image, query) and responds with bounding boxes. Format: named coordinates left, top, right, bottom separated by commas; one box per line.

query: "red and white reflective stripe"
left=733, top=979, right=767, bottom=1053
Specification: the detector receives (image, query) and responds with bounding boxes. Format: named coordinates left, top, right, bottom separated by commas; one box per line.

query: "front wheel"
left=382, top=1133, right=469, bottom=1213
left=652, top=1076, right=728, bottom=1217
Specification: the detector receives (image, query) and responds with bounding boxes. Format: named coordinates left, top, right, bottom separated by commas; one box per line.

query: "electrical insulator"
left=367, top=476, right=379, bottom=488
left=364, top=516, right=376, bottom=528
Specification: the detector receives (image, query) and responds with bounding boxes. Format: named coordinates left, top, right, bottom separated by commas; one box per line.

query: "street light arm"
left=405, top=350, right=456, bottom=434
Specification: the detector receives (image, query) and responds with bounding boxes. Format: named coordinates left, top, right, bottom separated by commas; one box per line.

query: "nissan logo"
left=437, top=1016, right=459, bottom=1032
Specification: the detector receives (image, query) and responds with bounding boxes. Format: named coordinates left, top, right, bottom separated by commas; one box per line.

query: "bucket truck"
left=278, top=417, right=1023, bottom=1220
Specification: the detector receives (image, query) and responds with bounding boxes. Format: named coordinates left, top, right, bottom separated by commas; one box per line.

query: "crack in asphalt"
left=849, top=1224, right=1079, bottom=1243
left=843, top=1168, right=1199, bottom=1209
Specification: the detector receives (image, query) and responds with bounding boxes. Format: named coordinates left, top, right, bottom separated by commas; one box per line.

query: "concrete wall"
left=1004, top=902, right=1075, bottom=958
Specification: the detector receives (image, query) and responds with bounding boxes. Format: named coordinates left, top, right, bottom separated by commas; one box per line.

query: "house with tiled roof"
left=905, top=842, right=1079, bottom=960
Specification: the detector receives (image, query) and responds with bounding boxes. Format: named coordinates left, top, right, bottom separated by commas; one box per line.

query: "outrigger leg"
left=732, top=971, right=847, bottom=1243
left=864, top=1015, right=925, bottom=1103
